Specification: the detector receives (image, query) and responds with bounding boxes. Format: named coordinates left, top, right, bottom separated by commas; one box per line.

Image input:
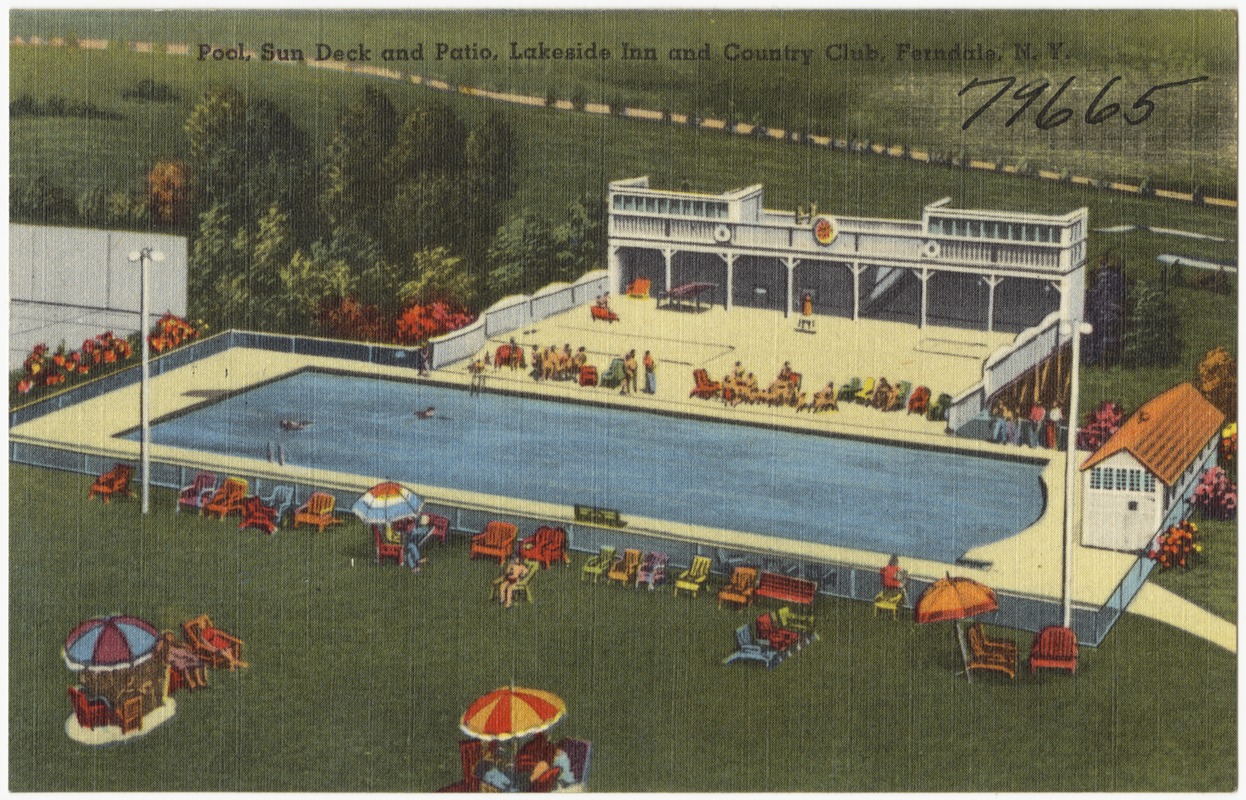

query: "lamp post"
left=1061, top=317, right=1093, bottom=628
left=128, top=247, right=165, bottom=514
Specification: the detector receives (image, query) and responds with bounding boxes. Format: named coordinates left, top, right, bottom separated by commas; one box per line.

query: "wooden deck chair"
left=1028, top=625, right=1079, bottom=675
left=177, top=471, right=218, bottom=513
left=721, top=624, right=781, bottom=668
left=606, top=548, right=642, bottom=585
left=626, top=277, right=651, bottom=298
left=837, top=377, right=862, bottom=403
left=491, top=559, right=539, bottom=603
left=238, top=495, right=280, bottom=535
left=374, top=525, right=405, bottom=566
left=755, top=612, right=801, bottom=650
left=907, top=385, right=931, bottom=415
left=88, top=463, right=134, bottom=503
left=520, top=526, right=569, bottom=569
left=293, top=492, right=342, bottom=532
left=580, top=546, right=616, bottom=583
left=67, top=685, right=113, bottom=730
left=590, top=305, right=619, bottom=323
left=854, top=376, right=876, bottom=404
left=777, top=605, right=815, bottom=633
left=470, top=521, right=518, bottom=564
left=874, top=588, right=905, bottom=619
left=887, top=380, right=912, bottom=411
left=690, top=368, right=722, bottom=399
left=635, top=551, right=669, bottom=590
left=599, top=358, right=626, bottom=388
left=203, top=477, right=248, bottom=519
left=673, top=555, right=712, bottom=597
left=717, top=566, right=759, bottom=610
left=966, top=622, right=1017, bottom=679
left=181, top=614, right=246, bottom=670
left=259, top=484, right=295, bottom=528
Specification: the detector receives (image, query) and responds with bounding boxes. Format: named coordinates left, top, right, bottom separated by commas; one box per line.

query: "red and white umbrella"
left=351, top=482, right=423, bottom=526
left=460, top=686, right=567, bottom=742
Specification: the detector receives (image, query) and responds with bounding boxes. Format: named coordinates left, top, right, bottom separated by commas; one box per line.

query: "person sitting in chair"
left=880, top=554, right=908, bottom=605
left=162, top=631, right=208, bottom=689
left=400, top=516, right=430, bottom=574
left=199, top=624, right=249, bottom=670
left=497, top=556, right=530, bottom=609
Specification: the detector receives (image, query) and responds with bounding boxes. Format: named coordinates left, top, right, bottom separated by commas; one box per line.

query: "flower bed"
left=1148, top=520, right=1203, bottom=571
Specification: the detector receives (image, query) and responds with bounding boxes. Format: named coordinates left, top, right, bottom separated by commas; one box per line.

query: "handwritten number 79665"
left=958, top=75, right=1208, bottom=131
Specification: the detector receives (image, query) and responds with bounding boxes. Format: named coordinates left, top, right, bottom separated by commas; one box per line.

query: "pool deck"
left=11, top=299, right=1143, bottom=613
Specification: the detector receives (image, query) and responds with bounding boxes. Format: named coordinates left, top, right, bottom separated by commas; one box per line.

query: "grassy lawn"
left=1149, top=516, right=1238, bottom=623
left=9, top=464, right=1235, bottom=792
left=11, top=9, right=1236, bottom=195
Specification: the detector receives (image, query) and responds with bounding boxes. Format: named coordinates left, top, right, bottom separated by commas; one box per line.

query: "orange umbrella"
left=914, top=574, right=999, bottom=624
left=460, top=687, right=567, bottom=742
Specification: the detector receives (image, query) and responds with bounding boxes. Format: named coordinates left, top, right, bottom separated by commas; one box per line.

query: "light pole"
left=1061, top=317, right=1093, bottom=628
left=128, top=247, right=165, bottom=514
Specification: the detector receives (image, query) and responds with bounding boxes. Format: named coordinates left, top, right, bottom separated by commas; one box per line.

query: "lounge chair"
left=887, top=380, right=912, bottom=411
left=836, top=377, right=862, bottom=403
left=606, top=548, right=642, bottom=586
left=181, top=614, right=246, bottom=670
left=874, top=588, right=905, bottom=619
left=599, top=358, right=626, bottom=389
left=673, top=555, right=712, bottom=598
left=88, top=463, right=134, bottom=504
left=293, top=492, right=342, bottom=532
left=238, top=495, right=280, bottom=535
left=626, top=277, right=651, bottom=298
left=374, top=525, right=405, bottom=566
left=907, top=385, right=931, bottom=415
left=1028, top=625, right=1078, bottom=675
left=755, top=612, right=801, bottom=650
left=635, top=551, right=669, bottom=590
left=520, top=525, right=570, bottom=569
left=854, top=376, right=876, bottom=404
left=438, top=739, right=483, bottom=792
left=966, top=622, right=1017, bottom=679
left=928, top=392, right=953, bottom=422
left=717, top=566, right=759, bottom=610
left=722, top=624, right=781, bottom=668
left=177, top=471, right=218, bottom=513
left=470, top=521, right=518, bottom=564
left=491, top=558, right=539, bottom=604
left=581, top=546, right=616, bottom=583
left=203, top=477, right=248, bottom=519
left=421, top=513, right=450, bottom=546
left=556, top=737, right=592, bottom=788
left=260, top=484, right=295, bottom=528
left=579, top=365, right=599, bottom=386
left=777, top=605, right=815, bottom=633
left=590, top=305, right=619, bottom=323
left=690, top=368, right=722, bottom=399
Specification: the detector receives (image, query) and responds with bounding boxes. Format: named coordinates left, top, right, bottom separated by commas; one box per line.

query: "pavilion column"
left=782, top=257, right=801, bottom=318
left=983, top=275, right=1003, bottom=332
left=1051, top=279, right=1066, bottom=319
left=663, top=248, right=675, bottom=293
left=721, top=252, right=737, bottom=312
left=851, top=262, right=866, bottom=321
left=918, top=268, right=932, bottom=329
left=608, top=245, right=622, bottom=295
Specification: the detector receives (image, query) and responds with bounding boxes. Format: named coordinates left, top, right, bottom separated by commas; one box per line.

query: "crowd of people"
left=721, top=361, right=805, bottom=407
left=989, top=399, right=1065, bottom=447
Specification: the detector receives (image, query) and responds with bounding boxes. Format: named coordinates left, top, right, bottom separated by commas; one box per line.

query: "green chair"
left=581, top=546, right=616, bottom=583
left=889, top=380, right=913, bottom=411
left=492, top=559, right=540, bottom=604
left=777, top=605, right=815, bottom=633
left=836, top=377, right=862, bottom=403
left=927, top=392, right=953, bottom=422
left=673, top=555, right=712, bottom=597
left=599, top=358, right=626, bottom=389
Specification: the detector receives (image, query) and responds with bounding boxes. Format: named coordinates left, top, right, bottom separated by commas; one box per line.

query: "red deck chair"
left=1028, top=625, right=1079, bottom=674
left=203, top=477, right=248, bottom=519
left=177, top=471, right=218, bottom=513
left=520, top=526, right=570, bottom=569
left=907, top=385, right=931, bottom=415
left=690, top=368, right=722, bottom=399
left=238, top=495, right=279, bottom=534
left=67, top=685, right=113, bottom=730
left=579, top=365, right=599, bottom=386
left=755, top=612, right=801, bottom=650
left=88, top=463, right=135, bottom=503
left=590, top=305, right=619, bottom=323
left=373, top=525, right=405, bottom=566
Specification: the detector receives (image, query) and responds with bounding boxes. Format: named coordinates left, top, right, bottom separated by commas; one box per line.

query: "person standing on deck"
left=643, top=350, right=656, bottom=394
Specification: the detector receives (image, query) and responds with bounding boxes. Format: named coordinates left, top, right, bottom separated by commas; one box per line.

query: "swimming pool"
left=132, top=370, right=1045, bottom=563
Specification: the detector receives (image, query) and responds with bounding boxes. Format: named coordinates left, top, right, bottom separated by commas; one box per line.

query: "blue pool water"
left=133, top=371, right=1045, bottom=562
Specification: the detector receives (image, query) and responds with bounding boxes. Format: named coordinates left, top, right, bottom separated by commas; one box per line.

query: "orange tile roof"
left=1080, top=383, right=1225, bottom=485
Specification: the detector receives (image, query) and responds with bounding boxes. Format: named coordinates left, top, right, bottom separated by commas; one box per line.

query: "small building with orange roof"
left=1080, top=382, right=1225, bottom=551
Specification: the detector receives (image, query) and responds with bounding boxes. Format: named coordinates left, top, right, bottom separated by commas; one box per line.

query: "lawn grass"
left=1149, top=516, right=1238, bottom=623
left=11, top=9, right=1237, bottom=195
left=9, top=464, right=1236, bottom=792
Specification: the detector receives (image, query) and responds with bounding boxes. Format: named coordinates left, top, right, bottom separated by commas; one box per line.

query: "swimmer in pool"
left=279, top=419, right=312, bottom=431
left=415, top=406, right=436, bottom=419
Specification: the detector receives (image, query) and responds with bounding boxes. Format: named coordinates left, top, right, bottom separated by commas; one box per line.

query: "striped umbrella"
left=63, top=615, right=161, bottom=672
left=460, top=687, right=567, bottom=741
left=351, top=482, right=423, bottom=526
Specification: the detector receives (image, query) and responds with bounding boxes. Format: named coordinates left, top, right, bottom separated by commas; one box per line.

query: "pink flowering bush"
left=1191, top=466, right=1237, bottom=520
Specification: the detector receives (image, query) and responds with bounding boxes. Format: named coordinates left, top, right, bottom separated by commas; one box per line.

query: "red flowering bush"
left=148, top=313, right=198, bottom=353
left=1077, top=400, right=1126, bottom=451
left=1148, top=520, right=1202, bottom=571
left=394, top=302, right=476, bottom=345
left=1191, top=466, right=1237, bottom=520
left=317, top=297, right=391, bottom=342
left=1220, top=423, right=1236, bottom=473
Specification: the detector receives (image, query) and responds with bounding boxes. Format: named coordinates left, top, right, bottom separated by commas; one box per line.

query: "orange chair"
left=590, top=305, right=619, bottom=323
left=606, top=548, right=642, bottom=585
left=202, top=477, right=248, bottom=519
left=690, top=369, right=722, bottom=399
left=717, top=566, right=759, bottom=610
left=626, top=277, right=651, bottom=298
left=88, top=463, right=134, bottom=503
left=373, top=525, right=405, bottom=567
left=293, top=492, right=342, bottom=532
left=470, top=521, right=518, bottom=564
left=181, top=614, right=247, bottom=670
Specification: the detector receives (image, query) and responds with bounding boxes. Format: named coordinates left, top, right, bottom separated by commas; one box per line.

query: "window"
left=968, top=221, right=981, bottom=237
left=1128, top=501, right=1138, bottom=511
left=1115, top=469, right=1129, bottom=491
left=656, top=198, right=668, bottom=214
left=613, top=195, right=624, bottom=210
left=929, top=218, right=943, bottom=235
left=1090, top=468, right=1103, bottom=490
left=1128, top=469, right=1142, bottom=492
left=622, top=195, right=636, bottom=211
left=693, top=200, right=704, bottom=216
left=1144, top=473, right=1156, bottom=493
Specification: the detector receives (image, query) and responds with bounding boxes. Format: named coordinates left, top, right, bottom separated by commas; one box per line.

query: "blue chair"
left=261, top=484, right=295, bottom=527
left=722, top=625, right=782, bottom=669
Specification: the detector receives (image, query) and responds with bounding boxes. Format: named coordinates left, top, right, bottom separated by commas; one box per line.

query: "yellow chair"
left=581, top=546, right=616, bottom=583
left=873, top=588, right=904, bottom=619
left=673, top=555, right=712, bottom=598
left=854, top=376, right=876, bottom=404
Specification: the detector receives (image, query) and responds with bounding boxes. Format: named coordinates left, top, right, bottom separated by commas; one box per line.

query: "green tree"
left=383, top=174, right=467, bottom=267
left=398, top=246, right=477, bottom=308
left=388, top=101, right=466, bottom=181
left=11, top=175, right=76, bottom=224
left=1122, top=279, right=1182, bottom=367
left=278, top=245, right=358, bottom=334
left=320, top=86, right=399, bottom=241
left=187, top=203, right=243, bottom=328
left=486, top=215, right=559, bottom=300
left=554, top=197, right=605, bottom=281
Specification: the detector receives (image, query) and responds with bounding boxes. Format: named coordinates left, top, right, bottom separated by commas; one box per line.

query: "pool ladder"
left=265, top=442, right=286, bottom=465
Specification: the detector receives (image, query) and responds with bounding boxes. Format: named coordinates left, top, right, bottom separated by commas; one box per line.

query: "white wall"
left=1082, top=451, right=1162, bottom=551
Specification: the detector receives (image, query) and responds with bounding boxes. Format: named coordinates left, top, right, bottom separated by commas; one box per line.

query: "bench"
left=755, top=572, right=817, bottom=606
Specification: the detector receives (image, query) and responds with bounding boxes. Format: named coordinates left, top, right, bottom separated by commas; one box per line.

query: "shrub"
left=393, top=302, right=476, bottom=345
left=1077, top=400, right=1126, bottom=451
left=1191, top=467, right=1237, bottom=520
left=1148, top=520, right=1202, bottom=571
